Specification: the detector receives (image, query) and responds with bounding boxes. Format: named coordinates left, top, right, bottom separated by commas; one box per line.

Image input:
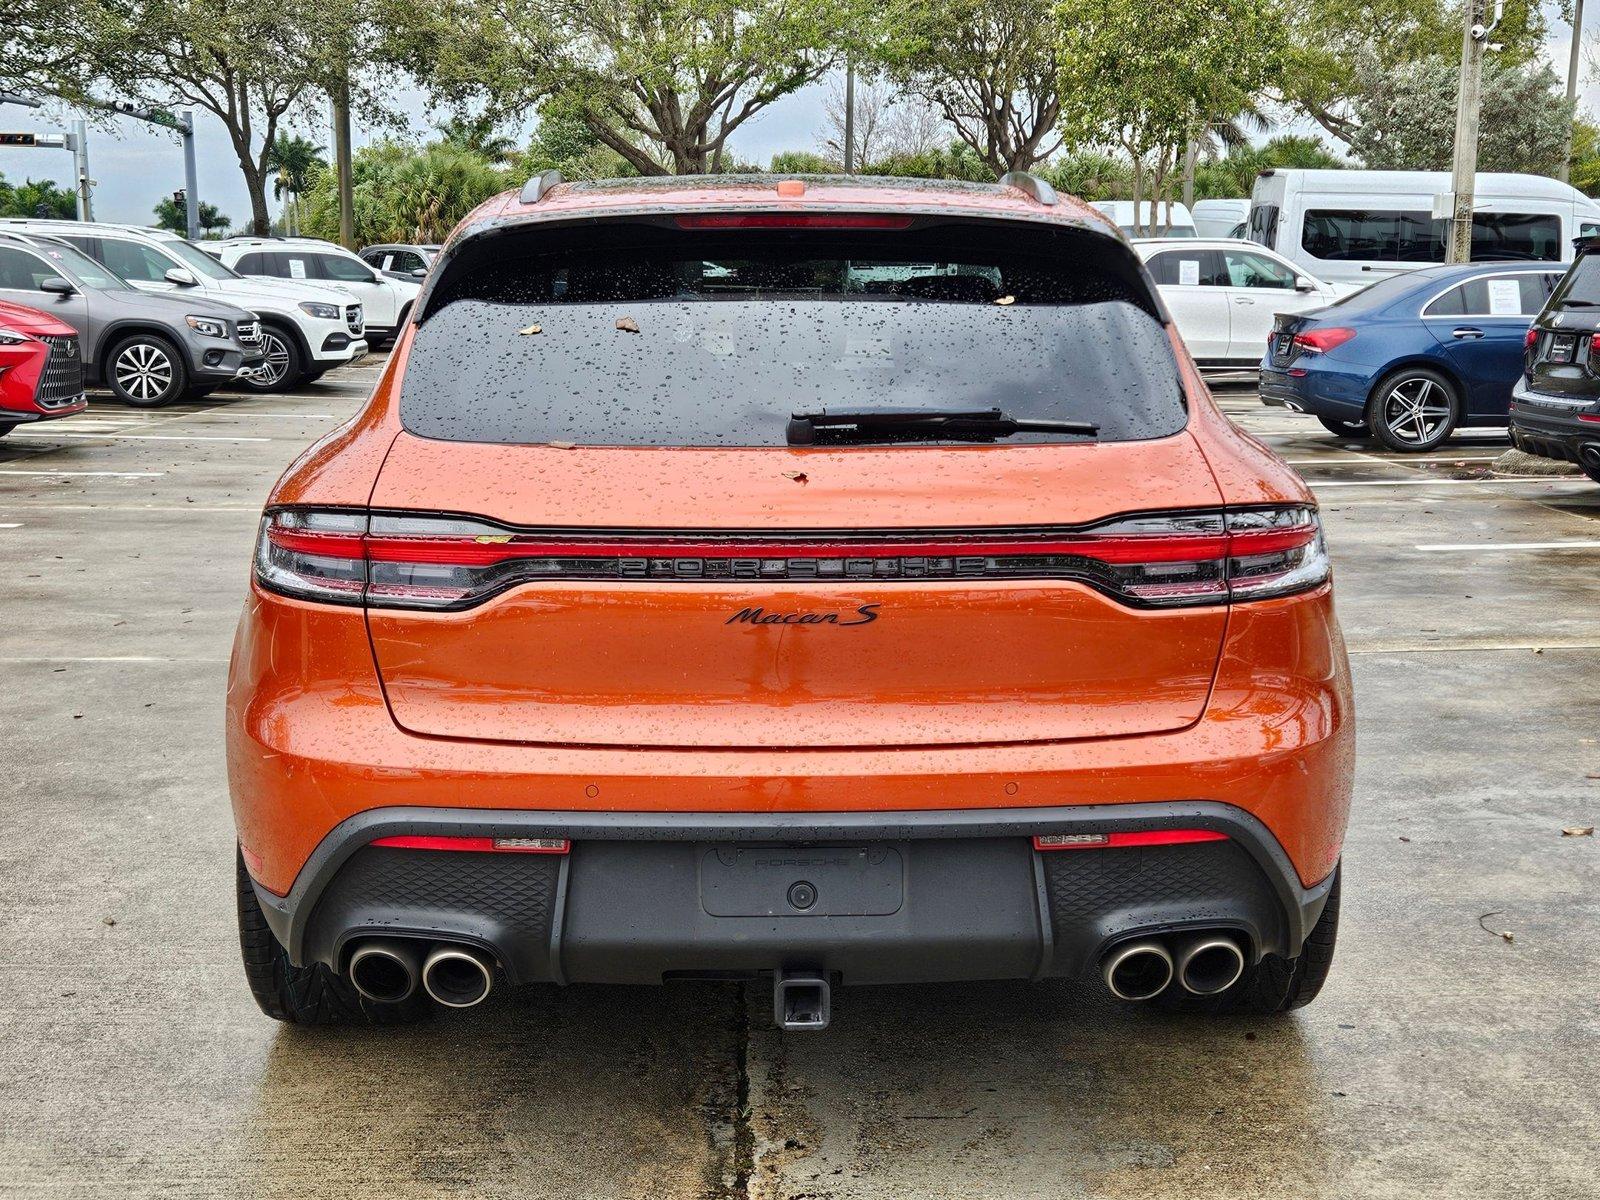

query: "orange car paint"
left=228, top=180, right=1352, bottom=902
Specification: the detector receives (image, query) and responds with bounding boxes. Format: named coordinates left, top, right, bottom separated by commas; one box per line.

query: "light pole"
left=1561, top=0, right=1586, bottom=184
left=843, top=60, right=856, bottom=174
left=1447, top=0, right=1497, bottom=264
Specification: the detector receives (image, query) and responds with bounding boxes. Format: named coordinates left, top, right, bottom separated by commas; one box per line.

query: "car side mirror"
left=1295, top=277, right=1317, bottom=293
left=410, top=268, right=428, bottom=279
left=39, top=276, right=75, bottom=297
left=164, top=267, right=198, bottom=287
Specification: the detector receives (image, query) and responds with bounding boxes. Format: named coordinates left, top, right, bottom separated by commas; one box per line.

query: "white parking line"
left=0, top=504, right=254, bottom=512
left=7, top=431, right=271, bottom=443
left=0, top=655, right=229, bottom=664
left=1310, top=477, right=1588, bottom=489
left=1415, top=540, right=1600, bottom=552
left=0, top=469, right=164, bottom=478
left=1284, top=456, right=1503, bottom=466
left=0, top=523, right=21, bottom=528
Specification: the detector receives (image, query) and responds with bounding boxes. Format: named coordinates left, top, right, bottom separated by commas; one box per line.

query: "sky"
left=1, top=11, right=1594, bottom=229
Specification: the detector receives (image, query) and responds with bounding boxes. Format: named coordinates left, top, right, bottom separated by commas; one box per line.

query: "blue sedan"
left=1258, top=262, right=1568, bottom=452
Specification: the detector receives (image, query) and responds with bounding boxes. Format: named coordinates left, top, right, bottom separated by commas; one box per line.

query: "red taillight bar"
left=271, top=525, right=1316, bottom=568
left=371, top=835, right=570, bottom=854
left=674, top=213, right=916, bottom=230
left=1032, top=829, right=1228, bottom=851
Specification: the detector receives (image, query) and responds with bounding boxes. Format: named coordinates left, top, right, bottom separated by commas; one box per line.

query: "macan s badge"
left=724, top=604, right=881, bottom=627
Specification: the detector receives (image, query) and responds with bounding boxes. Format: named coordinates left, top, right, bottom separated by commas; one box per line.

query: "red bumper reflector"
left=1578, top=413, right=1600, bottom=424
left=1032, top=829, right=1228, bottom=851
left=372, top=834, right=571, bottom=854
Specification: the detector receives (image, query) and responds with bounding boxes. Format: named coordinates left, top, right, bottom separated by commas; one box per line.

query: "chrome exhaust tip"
left=1101, top=940, right=1175, bottom=1001
left=348, top=939, right=421, bottom=1004
left=421, top=944, right=494, bottom=1008
left=1176, top=936, right=1246, bottom=996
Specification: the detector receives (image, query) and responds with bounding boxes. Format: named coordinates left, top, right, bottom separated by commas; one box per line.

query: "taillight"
left=1525, top=327, right=1539, bottom=350
left=674, top=213, right=915, bottom=229
left=1292, top=327, right=1355, bottom=354
left=371, top=835, right=570, bottom=854
left=253, top=505, right=1330, bottom=611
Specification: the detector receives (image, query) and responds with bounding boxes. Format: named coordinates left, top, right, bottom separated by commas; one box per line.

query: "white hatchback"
left=1132, top=239, right=1341, bottom=368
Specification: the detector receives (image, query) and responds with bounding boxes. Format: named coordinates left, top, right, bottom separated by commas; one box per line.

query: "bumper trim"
left=250, top=800, right=1334, bottom=969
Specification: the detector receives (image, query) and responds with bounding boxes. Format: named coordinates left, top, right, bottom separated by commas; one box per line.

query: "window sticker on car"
left=1178, top=259, right=1201, bottom=286
left=288, top=258, right=307, bottom=279
left=1487, top=278, right=1522, bottom=316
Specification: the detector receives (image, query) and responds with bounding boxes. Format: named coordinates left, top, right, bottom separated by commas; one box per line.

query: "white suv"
left=208, top=238, right=420, bottom=346
left=0, top=220, right=368, bottom=393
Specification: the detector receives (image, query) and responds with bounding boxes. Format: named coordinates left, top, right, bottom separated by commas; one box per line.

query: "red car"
left=0, top=298, right=87, bottom=435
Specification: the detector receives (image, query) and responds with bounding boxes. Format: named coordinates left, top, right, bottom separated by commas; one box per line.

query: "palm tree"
left=267, top=134, right=327, bottom=237
left=433, top=115, right=517, bottom=164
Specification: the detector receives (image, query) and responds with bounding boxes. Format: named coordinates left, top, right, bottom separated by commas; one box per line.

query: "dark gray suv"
left=0, top=231, right=264, bottom=406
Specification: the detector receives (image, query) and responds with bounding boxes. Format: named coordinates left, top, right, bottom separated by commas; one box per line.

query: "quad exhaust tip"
left=421, top=944, right=495, bottom=1008
left=1101, top=940, right=1174, bottom=1001
left=1176, top=936, right=1246, bottom=996
left=348, top=939, right=422, bottom=1004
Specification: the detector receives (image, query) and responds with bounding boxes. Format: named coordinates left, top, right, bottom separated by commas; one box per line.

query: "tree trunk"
left=238, top=158, right=271, bottom=236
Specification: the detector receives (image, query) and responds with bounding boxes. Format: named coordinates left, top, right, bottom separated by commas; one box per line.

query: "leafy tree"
left=858, top=140, right=993, bottom=181
left=388, top=0, right=874, bottom=175
left=1191, top=134, right=1345, bottom=199
left=0, top=3, right=93, bottom=98
left=1279, top=0, right=1548, bottom=142
left=1570, top=119, right=1600, bottom=197
left=297, top=139, right=512, bottom=244
left=518, top=103, right=637, bottom=180
left=0, top=173, right=77, bottom=218
left=267, top=134, right=327, bottom=236
left=1040, top=152, right=1133, bottom=202
left=1056, top=0, right=1288, bottom=233
left=876, top=0, right=1062, bottom=173
left=1345, top=55, right=1573, bottom=173
left=66, top=0, right=386, bottom=235
left=769, top=150, right=836, bottom=173
left=153, top=196, right=232, bottom=235
left=434, top=114, right=518, bottom=162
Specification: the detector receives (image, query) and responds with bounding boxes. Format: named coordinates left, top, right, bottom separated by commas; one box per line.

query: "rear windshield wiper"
left=1556, top=298, right=1600, bottom=308
left=787, top=407, right=1099, bottom=445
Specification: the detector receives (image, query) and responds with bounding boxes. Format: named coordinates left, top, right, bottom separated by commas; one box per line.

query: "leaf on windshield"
left=616, top=316, right=640, bottom=333
left=994, top=295, right=1016, bottom=306
left=518, top=324, right=542, bottom=336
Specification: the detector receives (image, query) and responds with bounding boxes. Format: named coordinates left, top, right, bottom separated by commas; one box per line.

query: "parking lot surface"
left=2, top=365, right=1597, bottom=1199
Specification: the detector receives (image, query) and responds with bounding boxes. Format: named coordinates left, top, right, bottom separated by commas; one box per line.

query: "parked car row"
left=0, top=295, right=86, bottom=436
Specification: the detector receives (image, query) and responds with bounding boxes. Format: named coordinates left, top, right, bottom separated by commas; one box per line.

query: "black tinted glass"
left=1304, top=210, right=1561, bottom=263
left=401, top=226, right=1184, bottom=448
left=1551, top=255, right=1600, bottom=307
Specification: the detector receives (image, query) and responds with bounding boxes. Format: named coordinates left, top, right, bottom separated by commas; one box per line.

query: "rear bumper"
left=1258, top=363, right=1371, bottom=420
left=1509, top=393, right=1600, bottom=468
left=252, top=802, right=1334, bottom=986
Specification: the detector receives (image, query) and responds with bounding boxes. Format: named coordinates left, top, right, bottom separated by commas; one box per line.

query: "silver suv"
left=0, top=231, right=263, bottom=407
left=0, top=220, right=367, bottom=393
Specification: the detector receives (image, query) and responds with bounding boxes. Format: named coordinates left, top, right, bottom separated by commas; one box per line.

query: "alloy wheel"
left=114, top=342, right=175, bottom=403
left=250, top=331, right=293, bottom=389
left=1380, top=376, right=1452, bottom=447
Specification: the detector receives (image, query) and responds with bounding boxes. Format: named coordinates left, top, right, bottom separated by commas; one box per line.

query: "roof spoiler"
left=520, top=169, right=564, bottom=205
left=997, top=171, right=1057, bottom=206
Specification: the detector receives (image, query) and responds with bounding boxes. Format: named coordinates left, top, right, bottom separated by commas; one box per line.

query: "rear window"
left=401, top=223, right=1185, bottom=448
left=1548, top=254, right=1600, bottom=309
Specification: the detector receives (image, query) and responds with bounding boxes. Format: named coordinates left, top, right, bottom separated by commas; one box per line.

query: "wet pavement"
left=1, top=368, right=1597, bottom=1198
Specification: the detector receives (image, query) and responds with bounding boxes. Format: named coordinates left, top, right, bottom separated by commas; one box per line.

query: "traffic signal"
left=0, top=132, right=38, bottom=146
left=173, top=189, right=186, bottom=206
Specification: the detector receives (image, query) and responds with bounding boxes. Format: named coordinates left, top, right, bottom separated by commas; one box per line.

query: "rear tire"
left=1316, top=415, right=1367, bottom=438
left=1156, top=864, right=1340, bottom=1015
left=1368, top=368, right=1459, bottom=452
left=105, top=334, right=187, bottom=407
left=236, top=848, right=427, bottom=1026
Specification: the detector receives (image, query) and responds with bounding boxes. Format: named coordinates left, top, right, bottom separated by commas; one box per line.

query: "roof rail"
left=520, top=169, right=564, bottom=205
left=997, top=171, right=1057, bottom=206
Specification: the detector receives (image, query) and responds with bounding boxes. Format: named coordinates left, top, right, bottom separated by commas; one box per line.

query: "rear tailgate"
left=365, top=436, right=1228, bottom=749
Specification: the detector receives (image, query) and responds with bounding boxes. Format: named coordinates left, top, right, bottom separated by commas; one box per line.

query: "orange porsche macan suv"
left=228, top=173, right=1353, bottom=1029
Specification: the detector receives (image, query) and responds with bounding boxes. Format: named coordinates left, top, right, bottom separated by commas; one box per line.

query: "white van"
left=1191, top=199, right=1250, bottom=239
left=1090, top=200, right=1197, bottom=238
left=1247, top=168, right=1600, bottom=286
